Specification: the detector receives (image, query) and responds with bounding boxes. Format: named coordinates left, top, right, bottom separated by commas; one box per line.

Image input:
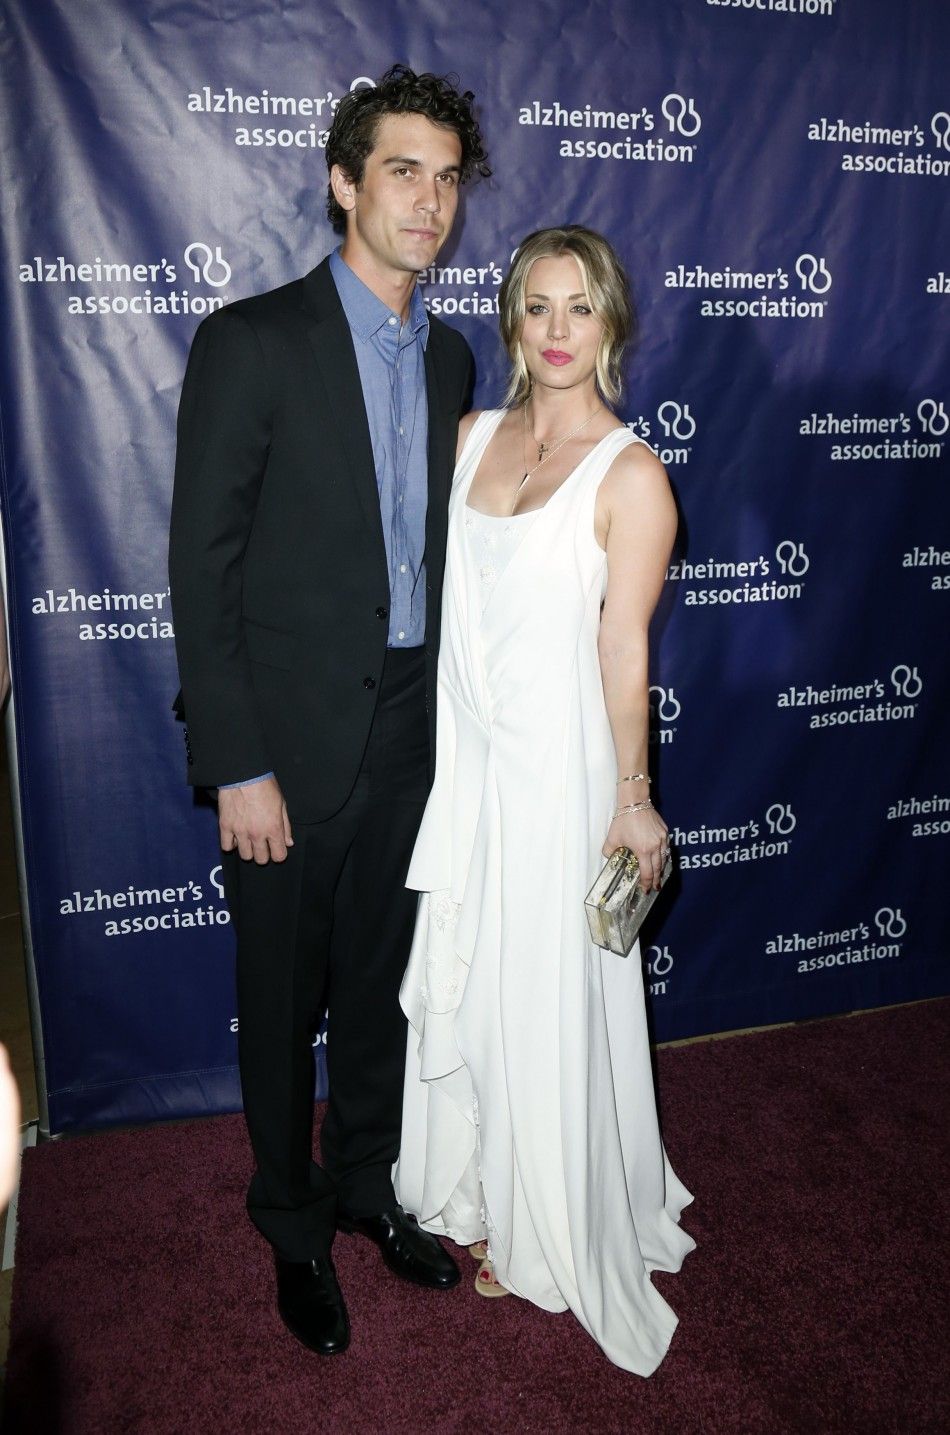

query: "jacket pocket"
left=243, top=618, right=299, bottom=670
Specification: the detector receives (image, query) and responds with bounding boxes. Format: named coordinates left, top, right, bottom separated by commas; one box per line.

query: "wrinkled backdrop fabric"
left=0, top=0, right=947, bottom=1132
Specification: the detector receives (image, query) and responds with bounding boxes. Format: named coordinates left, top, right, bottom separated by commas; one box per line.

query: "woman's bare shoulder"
left=602, top=434, right=669, bottom=497
left=596, top=436, right=676, bottom=547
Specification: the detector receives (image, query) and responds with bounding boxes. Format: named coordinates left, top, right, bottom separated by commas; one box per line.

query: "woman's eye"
left=527, top=304, right=548, bottom=315
left=572, top=304, right=592, bottom=315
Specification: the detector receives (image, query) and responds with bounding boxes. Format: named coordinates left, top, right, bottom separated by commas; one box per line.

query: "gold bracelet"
left=613, top=800, right=654, bottom=818
left=617, top=773, right=650, bottom=786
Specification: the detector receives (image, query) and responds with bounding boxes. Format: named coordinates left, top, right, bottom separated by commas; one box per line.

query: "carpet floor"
left=3, top=1000, right=948, bottom=1434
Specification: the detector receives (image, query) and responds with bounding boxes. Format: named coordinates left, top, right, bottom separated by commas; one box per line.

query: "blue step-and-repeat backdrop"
left=0, top=0, right=947, bottom=1133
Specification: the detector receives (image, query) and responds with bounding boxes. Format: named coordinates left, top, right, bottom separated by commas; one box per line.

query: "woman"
left=394, top=227, right=694, bottom=1376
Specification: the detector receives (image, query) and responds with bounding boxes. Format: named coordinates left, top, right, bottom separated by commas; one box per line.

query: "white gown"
left=394, top=409, right=695, bottom=1376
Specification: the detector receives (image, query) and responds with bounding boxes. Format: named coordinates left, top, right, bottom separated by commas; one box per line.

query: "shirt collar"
left=330, top=248, right=429, bottom=348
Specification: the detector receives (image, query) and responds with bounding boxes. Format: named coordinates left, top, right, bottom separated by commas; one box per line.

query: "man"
left=168, top=66, right=488, bottom=1355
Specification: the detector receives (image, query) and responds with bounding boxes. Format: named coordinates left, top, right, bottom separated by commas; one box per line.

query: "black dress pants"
left=222, top=647, right=429, bottom=1261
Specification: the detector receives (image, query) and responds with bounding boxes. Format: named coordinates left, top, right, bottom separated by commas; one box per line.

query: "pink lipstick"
left=542, top=349, right=573, bottom=366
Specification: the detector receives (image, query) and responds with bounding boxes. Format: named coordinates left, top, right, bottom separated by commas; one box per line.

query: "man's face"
left=333, top=112, right=463, bottom=281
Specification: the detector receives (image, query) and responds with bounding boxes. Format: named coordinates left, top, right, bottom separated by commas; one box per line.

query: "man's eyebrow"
left=382, top=154, right=463, bottom=173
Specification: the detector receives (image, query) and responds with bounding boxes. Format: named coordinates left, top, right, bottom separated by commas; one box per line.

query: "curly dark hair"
left=325, top=64, right=491, bottom=233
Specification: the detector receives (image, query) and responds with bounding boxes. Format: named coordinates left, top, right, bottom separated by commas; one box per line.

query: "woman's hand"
left=603, top=805, right=670, bottom=893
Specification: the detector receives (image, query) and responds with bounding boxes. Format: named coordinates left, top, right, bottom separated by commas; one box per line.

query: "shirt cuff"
left=218, top=772, right=275, bottom=789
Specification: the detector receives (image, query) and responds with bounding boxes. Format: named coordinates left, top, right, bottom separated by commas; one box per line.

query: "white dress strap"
left=454, top=409, right=507, bottom=490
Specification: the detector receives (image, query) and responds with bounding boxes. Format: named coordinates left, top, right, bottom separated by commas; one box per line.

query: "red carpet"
left=4, top=1001, right=949, bottom=1434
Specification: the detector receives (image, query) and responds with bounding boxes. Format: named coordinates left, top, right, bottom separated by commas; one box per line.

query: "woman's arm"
left=596, top=442, right=678, bottom=891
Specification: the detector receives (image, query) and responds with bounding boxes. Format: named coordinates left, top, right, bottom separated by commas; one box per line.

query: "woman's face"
left=518, top=254, right=603, bottom=395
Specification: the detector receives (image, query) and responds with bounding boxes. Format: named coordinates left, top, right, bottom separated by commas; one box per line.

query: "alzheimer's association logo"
left=183, top=242, right=232, bottom=287
left=874, top=907, right=907, bottom=939
left=890, top=665, right=923, bottom=699
left=774, top=540, right=809, bottom=577
left=916, top=400, right=948, bottom=437
left=660, top=94, right=701, bottom=137
left=657, top=401, right=696, bottom=441
left=764, top=803, right=796, bottom=836
left=644, top=943, right=673, bottom=996
left=649, top=685, right=680, bottom=745
left=931, top=112, right=950, bottom=151
left=795, top=254, right=832, bottom=294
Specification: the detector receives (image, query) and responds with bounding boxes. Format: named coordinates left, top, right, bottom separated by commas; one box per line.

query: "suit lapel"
left=302, top=262, right=385, bottom=549
left=300, top=261, right=456, bottom=604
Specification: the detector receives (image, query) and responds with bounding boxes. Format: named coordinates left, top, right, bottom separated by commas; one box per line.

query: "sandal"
left=467, top=1240, right=489, bottom=1261
left=474, top=1257, right=509, bottom=1298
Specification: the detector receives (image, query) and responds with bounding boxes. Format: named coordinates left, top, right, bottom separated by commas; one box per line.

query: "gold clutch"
left=584, top=847, right=672, bottom=957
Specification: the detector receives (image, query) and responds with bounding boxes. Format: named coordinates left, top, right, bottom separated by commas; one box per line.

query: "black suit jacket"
left=168, top=257, right=474, bottom=821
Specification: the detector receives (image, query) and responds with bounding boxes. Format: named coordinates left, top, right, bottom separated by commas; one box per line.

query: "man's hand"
left=218, top=777, right=294, bottom=864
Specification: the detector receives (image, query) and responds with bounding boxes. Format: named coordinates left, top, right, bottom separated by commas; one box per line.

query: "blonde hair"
left=498, top=226, right=635, bottom=408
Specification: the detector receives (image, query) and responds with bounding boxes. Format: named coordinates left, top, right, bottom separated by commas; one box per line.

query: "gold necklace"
left=516, top=403, right=601, bottom=493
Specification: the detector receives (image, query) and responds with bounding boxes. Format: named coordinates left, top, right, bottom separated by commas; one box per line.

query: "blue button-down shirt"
left=329, top=248, right=429, bottom=648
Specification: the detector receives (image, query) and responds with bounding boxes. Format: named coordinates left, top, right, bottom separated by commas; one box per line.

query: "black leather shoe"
left=337, top=1207, right=460, bottom=1289
left=274, top=1254, right=350, bottom=1355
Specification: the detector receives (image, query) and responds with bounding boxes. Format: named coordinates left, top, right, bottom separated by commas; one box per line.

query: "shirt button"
left=363, top=676, right=376, bottom=690
left=399, top=427, right=404, bottom=436
left=399, top=563, right=407, bottom=574
left=398, top=631, right=406, bottom=640
left=388, top=316, right=398, bottom=326
left=375, top=606, right=388, bottom=621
